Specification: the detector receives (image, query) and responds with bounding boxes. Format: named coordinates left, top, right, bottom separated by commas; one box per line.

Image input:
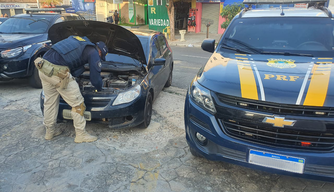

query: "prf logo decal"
left=73, top=36, right=86, bottom=42
left=267, top=59, right=296, bottom=69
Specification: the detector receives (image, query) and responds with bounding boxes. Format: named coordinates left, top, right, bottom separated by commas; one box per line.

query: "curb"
left=168, top=42, right=202, bottom=48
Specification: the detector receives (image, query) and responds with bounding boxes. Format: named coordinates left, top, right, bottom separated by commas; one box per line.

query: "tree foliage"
left=220, top=3, right=245, bottom=29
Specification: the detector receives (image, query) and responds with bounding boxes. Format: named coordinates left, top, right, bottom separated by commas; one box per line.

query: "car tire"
left=138, top=92, right=153, bottom=129
left=29, top=65, right=42, bottom=89
left=189, top=147, right=202, bottom=158
left=164, top=68, right=172, bottom=87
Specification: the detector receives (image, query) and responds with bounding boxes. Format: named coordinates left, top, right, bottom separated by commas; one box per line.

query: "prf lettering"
left=264, top=74, right=299, bottom=81
left=151, top=7, right=156, bottom=14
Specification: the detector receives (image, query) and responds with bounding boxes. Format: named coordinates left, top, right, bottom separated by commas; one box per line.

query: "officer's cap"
left=96, top=41, right=108, bottom=61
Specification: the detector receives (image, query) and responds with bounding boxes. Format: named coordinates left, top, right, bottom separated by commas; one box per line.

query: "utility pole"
left=37, top=0, right=40, bottom=8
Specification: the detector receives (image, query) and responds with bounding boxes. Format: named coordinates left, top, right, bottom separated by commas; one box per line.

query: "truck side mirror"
left=201, top=39, right=215, bottom=53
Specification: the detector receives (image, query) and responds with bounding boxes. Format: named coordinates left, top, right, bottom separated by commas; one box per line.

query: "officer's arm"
left=88, top=51, right=103, bottom=91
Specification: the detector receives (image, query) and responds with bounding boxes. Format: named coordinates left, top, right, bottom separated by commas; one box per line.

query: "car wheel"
left=164, top=68, right=172, bottom=87
left=139, top=92, right=153, bottom=129
left=29, top=65, right=42, bottom=88
left=189, top=147, right=202, bottom=158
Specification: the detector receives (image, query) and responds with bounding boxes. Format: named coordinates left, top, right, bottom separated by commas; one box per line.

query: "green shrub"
left=220, top=3, right=245, bottom=29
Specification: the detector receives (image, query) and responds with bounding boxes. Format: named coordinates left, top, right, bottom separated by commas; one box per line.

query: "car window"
left=151, top=37, right=160, bottom=58
left=221, top=17, right=334, bottom=57
left=157, top=35, right=167, bottom=51
left=54, top=17, right=64, bottom=24
left=0, top=17, right=50, bottom=34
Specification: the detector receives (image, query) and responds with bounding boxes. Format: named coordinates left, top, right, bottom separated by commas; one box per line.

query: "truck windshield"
left=220, top=17, right=334, bottom=57
left=0, top=17, right=50, bottom=34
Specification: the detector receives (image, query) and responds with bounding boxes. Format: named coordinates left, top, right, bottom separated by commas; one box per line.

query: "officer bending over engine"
left=35, top=36, right=108, bottom=143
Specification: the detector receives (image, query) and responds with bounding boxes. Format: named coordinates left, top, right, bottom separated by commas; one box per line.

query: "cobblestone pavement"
left=0, top=80, right=333, bottom=192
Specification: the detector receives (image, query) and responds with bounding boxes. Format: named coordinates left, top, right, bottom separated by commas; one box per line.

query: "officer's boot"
left=45, top=126, right=63, bottom=140
left=74, top=129, right=97, bottom=143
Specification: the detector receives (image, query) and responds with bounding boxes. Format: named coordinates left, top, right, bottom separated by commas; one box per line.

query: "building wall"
left=62, top=0, right=71, bottom=5
left=94, top=0, right=144, bottom=25
left=106, top=0, right=118, bottom=19
left=0, top=2, right=37, bottom=16
left=195, top=2, right=202, bottom=33
left=0, top=0, right=36, bottom=2
left=120, top=2, right=129, bottom=23
left=136, top=4, right=145, bottom=24
left=96, top=0, right=107, bottom=21
left=329, top=0, right=334, bottom=11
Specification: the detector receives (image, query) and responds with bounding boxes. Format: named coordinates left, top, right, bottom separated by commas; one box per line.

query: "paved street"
left=171, top=46, right=212, bottom=89
left=0, top=46, right=333, bottom=192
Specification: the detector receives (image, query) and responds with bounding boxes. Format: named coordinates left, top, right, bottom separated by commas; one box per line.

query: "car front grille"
left=60, top=97, right=111, bottom=108
left=216, top=93, right=334, bottom=117
left=219, top=119, right=334, bottom=150
left=85, top=98, right=111, bottom=108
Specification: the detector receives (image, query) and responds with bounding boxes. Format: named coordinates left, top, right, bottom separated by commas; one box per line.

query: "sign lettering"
left=264, top=74, right=299, bottom=81
left=151, top=7, right=156, bottom=14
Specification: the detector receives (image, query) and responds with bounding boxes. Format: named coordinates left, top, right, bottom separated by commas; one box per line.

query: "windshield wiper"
left=221, top=44, right=253, bottom=54
left=10, top=32, right=30, bottom=34
left=224, top=38, right=261, bottom=54
left=261, top=51, right=313, bottom=57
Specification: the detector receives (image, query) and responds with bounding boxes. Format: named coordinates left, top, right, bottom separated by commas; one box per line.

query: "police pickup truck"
left=0, top=8, right=84, bottom=88
left=185, top=0, right=334, bottom=181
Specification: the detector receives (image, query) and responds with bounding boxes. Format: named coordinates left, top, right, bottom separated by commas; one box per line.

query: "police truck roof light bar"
left=243, top=0, right=327, bottom=4
left=25, top=8, right=65, bottom=14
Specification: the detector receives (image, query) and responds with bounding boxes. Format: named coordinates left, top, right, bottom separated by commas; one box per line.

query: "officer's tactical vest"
left=52, top=36, right=96, bottom=70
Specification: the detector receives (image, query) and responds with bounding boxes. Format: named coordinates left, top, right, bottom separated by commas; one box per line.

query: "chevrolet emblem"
left=262, top=117, right=296, bottom=128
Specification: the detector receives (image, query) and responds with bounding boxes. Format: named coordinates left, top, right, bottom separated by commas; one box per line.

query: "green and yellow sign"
left=148, top=0, right=169, bottom=32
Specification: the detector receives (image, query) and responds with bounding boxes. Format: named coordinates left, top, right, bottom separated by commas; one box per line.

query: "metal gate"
left=201, top=3, right=220, bottom=34
left=1, top=9, right=11, bottom=17
left=15, top=9, right=24, bottom=15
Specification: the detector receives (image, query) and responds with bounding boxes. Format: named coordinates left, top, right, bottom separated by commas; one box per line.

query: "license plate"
left=62, top=109, right=92, bottom=121
left=249, top=149, right=305, bottom=174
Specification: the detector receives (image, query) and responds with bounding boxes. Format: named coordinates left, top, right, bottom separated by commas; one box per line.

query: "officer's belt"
left=34, top=58, right=71, bottom=89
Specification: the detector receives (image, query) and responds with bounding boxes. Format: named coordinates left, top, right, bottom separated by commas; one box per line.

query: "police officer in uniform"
left=35, top=36, right=108, bottom=143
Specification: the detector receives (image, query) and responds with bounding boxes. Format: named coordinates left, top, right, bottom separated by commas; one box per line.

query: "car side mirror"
left=201, top=39, right=215, bottom=53
left=153, top=58, right=166, bottom=65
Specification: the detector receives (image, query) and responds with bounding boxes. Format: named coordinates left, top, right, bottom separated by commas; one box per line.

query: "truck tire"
left=189, top=147, right=202, bottom=158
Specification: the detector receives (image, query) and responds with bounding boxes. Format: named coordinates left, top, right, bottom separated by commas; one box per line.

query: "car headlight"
left=190, top=80, right=216, bottom=114
left=1, top=45, right=32, bottom=58
left=112, top=84, right=141, bottom=106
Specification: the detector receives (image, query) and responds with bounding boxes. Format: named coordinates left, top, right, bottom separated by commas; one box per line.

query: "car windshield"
left=220, top=17, right=334, bottom=57
left=0, top=17, right=50, bottom=34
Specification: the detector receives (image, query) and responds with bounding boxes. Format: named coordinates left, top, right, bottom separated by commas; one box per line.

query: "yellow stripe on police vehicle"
left=304, top=64, right=332, bottom=107
left=237, top=60, right=259, bottom=100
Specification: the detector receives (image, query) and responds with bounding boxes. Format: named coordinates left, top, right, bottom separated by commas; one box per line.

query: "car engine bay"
left=77, top=71, right=144, bottom=94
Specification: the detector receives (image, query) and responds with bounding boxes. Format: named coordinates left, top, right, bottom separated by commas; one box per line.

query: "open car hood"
left=48, top=20, right=146, bottom=64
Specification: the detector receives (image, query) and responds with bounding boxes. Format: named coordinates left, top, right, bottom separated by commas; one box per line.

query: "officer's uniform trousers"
left=39, top=71, right=86, bottom=131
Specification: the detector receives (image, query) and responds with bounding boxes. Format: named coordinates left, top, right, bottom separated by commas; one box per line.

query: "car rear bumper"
left=184, top=93, right=334, bottom=182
